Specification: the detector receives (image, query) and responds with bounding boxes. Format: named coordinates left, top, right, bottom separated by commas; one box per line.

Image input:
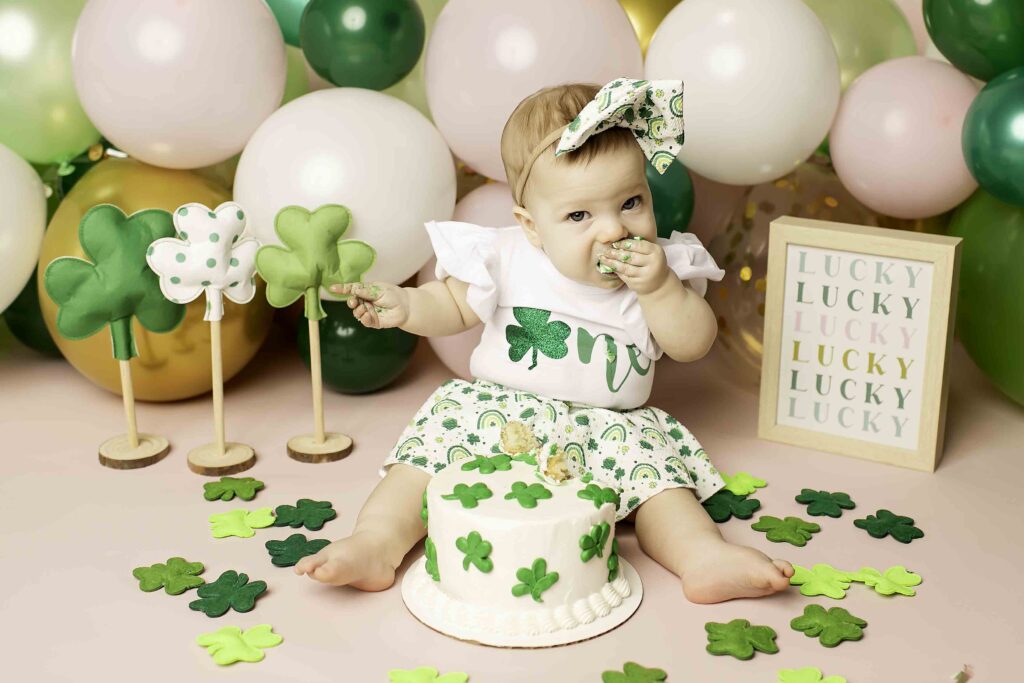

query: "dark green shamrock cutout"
left=504, top=481, right=553, bottom=509
left=751, top=515, right=821, bottom=546
left=790, top=604, right=867, bottom=647
left=441, top=483, right=493, bottom=509
left=702, top=489, right=761, bottom=522
left=854, top=509, right=924, bottom=544
left=578, top=483, right=621, bottom=510
left=455, top=531, right=493, bottom=573
left=188, top=570, right=267, bottom=618
left=794, top=489, right=856, bottom=518
left=579, top=522, right=611, bottom=562
left=424, top=537, right=440, bottom=581
left=705, top=619, right=779, bottom=660
left=607, top=538, right=620, bottom=581
left=264, top=533, right=330, bottom=568
left=505, top=306, right=570, bottom=370
left=132, top=557, right=205, bottom=595
left=272, top=499, right=337, bottom=531
left=511, top=558, right=559, bottom=603
left=601, top=662, right=668, bottom=683
left=460, top=453, right=512, bottom=474
left=420, top=490, right=428, bottom=527
left=203, top=476, right=265, bottom=502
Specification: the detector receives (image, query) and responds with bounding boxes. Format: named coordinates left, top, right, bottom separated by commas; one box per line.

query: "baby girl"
left=295, top=78, right=793, bottom=603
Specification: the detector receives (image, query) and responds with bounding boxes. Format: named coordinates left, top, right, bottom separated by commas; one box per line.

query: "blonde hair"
left=501, top=83, right=635, bottom=206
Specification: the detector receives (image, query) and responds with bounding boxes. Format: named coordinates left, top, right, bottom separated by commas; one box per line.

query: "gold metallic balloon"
left=38, top=158, right=273, bottom=401
left=618, top=0, right=683, bottom=55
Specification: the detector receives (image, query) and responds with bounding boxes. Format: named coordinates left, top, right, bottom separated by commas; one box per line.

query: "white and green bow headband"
left=513, top=77, right=684, bottom=207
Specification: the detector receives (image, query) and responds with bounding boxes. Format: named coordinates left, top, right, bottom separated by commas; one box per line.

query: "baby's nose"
left=596, top=219, right=629, bottom=242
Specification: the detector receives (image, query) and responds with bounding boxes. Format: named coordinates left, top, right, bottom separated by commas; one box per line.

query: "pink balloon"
left=891, top=0, right=929, bottom=54
left=425, top=0, right=642, bottom=182
left=830, top=57, right=979, bottom=219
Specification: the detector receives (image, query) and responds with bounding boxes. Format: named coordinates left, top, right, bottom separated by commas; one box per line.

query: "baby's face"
left=520, top=143, right=657, bottom=289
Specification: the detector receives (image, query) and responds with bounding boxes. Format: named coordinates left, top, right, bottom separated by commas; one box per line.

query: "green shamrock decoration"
left=511, top=452, right=537, bottom=466
left=188, top=570, right=267, bottom=617
left=721, top=471, right=767, bottom=496
left=578, top=483, right=621, bottom=510
left=705, top=619, right=779, bottom=660
left=420, top=490, right=429, bottom=527
left=504, top=481, right=553, bottom=509
left=203, top=476, right=265, bottom=502
left=43, top=205, right=185, bottom=360
left=254, top=204, right=375, bottom=321
left=579, top=522, right=611, bottom=562
left=852, top=566, right=922, bottom=597
left=272, top=499, right=337, bottom=531
left=441, top=483, right=493, bottom=509
left=751, top=515, right=820, bottom=546
left=776, top=668, right=847, bottom=683
left=853, top=509, right=924, bottom=544
left=790, top=564, right=853, bottom=599
left=505, top=306, right=570, bottom=370
left=601, top=662, right=668, bottom=683
left=511, top=558, right=559, bottom=603
left=424, top=537, right=440, bottom=581
left=209, top=508, right=276, bottom=539
left=264, top=534, right=330, bottom=568
left=460, top=453, right=512, bottom=474
left=794, top=489, right=856, bottom=518
left=455, top=531, right=493, bottom=573
left=790, top=604, right=867, bottom=647
left=132, top=557, right=205, bottom=595
left=387, top=667, right=469, bottom=683
left=607, top=538, right=620, bottom=581
left=701, top=489, right=761, bottom=522
left=196, top=624, right=282, bottom=666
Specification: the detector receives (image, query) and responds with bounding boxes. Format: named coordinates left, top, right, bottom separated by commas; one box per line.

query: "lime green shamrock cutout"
left=853, top=566, right=922, bottom=597
left=272, top=499, right=337, bottom=531
left=854, top=509, right=924, bottom=544
left=254, top=204, right=375, bottom=321
left=578, top=483, right=621, bottom=510
left=460, top=453, right=512, bottom=474
left=455, top=531, right=493, bottom=573
left=795, top=489, right=856, bottom=518
left=188, top=570, right=267, bottom=617
left=196, top=624, right=282, bottom=666
left=776, top=668, right=847, bottom=683
left=203, top=476, right=265, bottom=502
left=790, top=604, right=867, bottom=647
left=387, top=667, right=469, bottom=683
left=424, top=537, right=440, bottom=581
left=607, top=538, right=620, bottom=581
left=721, top=471, right=767, bottom=496
left=505, top=307, right=570, bottom=370
left=265, top=534, right=330, bottom=568
left=751, top=516, right=820, bottom=546
left=790, top=564, right=853, bottom=599
left=579, top=522, right=611, bottom=562
left=705, top=619, right=779, bottom=660
left=209, top=508, right=276, bottom=539
left=44, top=204, right=185, bottom=360
left=512, top=558, right=559, bottom=603
left=132, top=557, right=205, bottom=595
left=702, top=489, right=761, bottom=522
left=601, top=662, right=668, bottom=683
left=504, top=481, right=553, bottom=509
left=441, top=483, right=493, bottom=509
left=420, top=490, right=429, bottom=527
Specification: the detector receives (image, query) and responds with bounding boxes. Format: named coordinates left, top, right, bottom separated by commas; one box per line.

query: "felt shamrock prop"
left=751, top=515, right=821, bottom=546
left=701, top=489, right=761, bottom=522
left=601, top=662, right=668, bottom=683
left=44, top=204, right=184, bottom=468
left=853, top=566, right=923, bottom=597
left=424, top=537, right=440, bottom=581
left=512, top=558, right=559, bottom=603
left=506, top=306, right=570, bottom=370
left=272, top=499, right=337, bottom=531
left=460, top=454, right=512, bottom=474
left=387, top=668, right=469, bottom=683
left=209, top=508, right=276, bottom=539
left=776, top=668, right=847, bottom=683
left=455, top=531, right=494, bottom=573
left=265, top=534, right=330, bottom=568
left=790, top=604, right=867, bottom=647
left=441, top=483, right=494, bottom=509
left=504, top=481, right=553, bottom=509
left=790, top=564, right=853, bottom=599
left=203, top=476, right=265, bottom=502
left=196, top=624, right=282, bottom=665
left=721, top=471, right=767, bottom=496
left=795, top=489, right=856, bottom=518
left=254, top=203, right=375, bottom=463
left=188, top=570, right=267, bottom=617
left=705, top=619, right=779, bottom=660
left=853, top=509, right=925, bottom=544
left=132, top=557, right=205, bottom=595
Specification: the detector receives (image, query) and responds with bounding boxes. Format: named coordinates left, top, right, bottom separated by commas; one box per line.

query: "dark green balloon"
left=300, top=0, right=425, bottom=90
left=267, top=0, right=311, bottom=47
left=297, top=299, right=418, bottom=394
left=2, top=272, right=60, bottom=356
left=924, top=0, right=1024, bottom=82
left=963, top=66, right=1024, bottom=206
left=947, top=190, right=1024, bottom=406
left=645, top=157, right=694, bottom=239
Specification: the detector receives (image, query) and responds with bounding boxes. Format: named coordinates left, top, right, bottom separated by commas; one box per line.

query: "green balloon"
left=925, top=0, right=1024, bottom=82
left=282, top=46, right=311, bottom=106
left=0, top=0, right=100, bottom=164
left=963, top=66, right=1024, bottom=206
left=646, top=157, right=694, bottom=239
left=300, top=0, right=425, bottom=90
left=947, top=190, right=1024, bottom=407
left=267, top=0, right=311, bottom=47
left=298, top=299, right=418, bottom=394
left=3, top=272, right=60, bottom=356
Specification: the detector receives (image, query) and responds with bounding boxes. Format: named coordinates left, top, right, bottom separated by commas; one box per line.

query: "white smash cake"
left=401, top=423, right=642, bottom=647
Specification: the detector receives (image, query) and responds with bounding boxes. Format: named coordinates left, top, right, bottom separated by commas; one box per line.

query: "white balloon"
left=72, top=0, right=286, bottom=169
left=0, top=143, right=47, bottom=312
left=645, top=0, right=840, bottom=185
left=234, top=88, right=457, bottom=287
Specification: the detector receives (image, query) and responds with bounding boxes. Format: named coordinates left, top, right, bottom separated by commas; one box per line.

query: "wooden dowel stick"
left=309, top=317, right=325, bottom=444
left=211, top=319, right=225, bottom=456
left=119, top=359, right=139, bottom=449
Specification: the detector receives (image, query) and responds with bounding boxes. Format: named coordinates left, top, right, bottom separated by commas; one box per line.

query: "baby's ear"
left=512, top=205, right=542, bottom=249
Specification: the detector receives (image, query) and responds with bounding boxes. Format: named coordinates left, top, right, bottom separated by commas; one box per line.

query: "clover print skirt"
left=380, top=378, right=726, bottom=521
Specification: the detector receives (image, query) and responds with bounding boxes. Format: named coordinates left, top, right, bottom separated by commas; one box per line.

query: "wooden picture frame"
left=758, top=216, right=962, bottom=472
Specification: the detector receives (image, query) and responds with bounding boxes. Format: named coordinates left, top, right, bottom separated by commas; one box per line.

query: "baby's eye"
left=622, top=195, right=642, bottom=211
left=567, top=210, right=589, bottom=222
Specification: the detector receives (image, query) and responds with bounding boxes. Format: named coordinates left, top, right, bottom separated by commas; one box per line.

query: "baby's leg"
left=295, top=464, right=429, bottom=590
left=633, top=488, right=794, bottom=604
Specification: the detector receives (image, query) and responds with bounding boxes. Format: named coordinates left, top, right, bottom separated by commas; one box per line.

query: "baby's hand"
left=598, top=236, right=672, bottom=295
left=330, top=281, right=409, bottom=329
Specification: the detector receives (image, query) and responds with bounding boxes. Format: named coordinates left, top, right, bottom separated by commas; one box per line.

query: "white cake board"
left=401, top=556, right=643, bottom=648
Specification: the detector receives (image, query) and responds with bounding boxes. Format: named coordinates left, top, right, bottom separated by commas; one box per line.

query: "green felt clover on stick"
left=255, top=204, right=375, bottom=463
left=44, top=205, right=184, bottom=468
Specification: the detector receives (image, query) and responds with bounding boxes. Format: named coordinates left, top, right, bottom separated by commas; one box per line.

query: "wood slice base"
left=98, top=434, right=171, bottom=470
left=187, top=442, right=257, bottom=476
left=286, top=432, right=353, bottom=463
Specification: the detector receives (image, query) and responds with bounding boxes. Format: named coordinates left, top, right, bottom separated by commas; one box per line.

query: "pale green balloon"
left=282, top=46, right=311, bottom=106
left=0, top=0, right=100, bottom=164
left=383, top=0, right=447, bottom=121
left=803, top=0, right=918, bottom=91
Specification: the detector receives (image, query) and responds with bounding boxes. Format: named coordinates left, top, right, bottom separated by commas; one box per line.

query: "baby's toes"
left=294, top=552, right=327, bottom=576
left=773, top=558, right=794, bottom=578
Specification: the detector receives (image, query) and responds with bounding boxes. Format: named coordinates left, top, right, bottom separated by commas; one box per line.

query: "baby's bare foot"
left=680, top=540, right=793, bottom=604
left=293, top=531, right=398, bottom=591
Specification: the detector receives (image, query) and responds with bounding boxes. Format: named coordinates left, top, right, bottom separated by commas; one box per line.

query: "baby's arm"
left=638, top=278, right=718, bottom=362
left=330, top=278, right=480, bottom=336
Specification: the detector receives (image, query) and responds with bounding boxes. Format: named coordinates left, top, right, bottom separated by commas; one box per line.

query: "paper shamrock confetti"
left=265, top=534, right=331, bottom=568
left=387, top=667, right=469, bottom=683
left=188, top=570, right=267, bottom=617
left=441, top=483, right=494, bottom=509
left=601, top=662, right=668, bottom=683
left=209, top=508, right=276, bottom=539
left=702, top=489, right=761, bottom=522
left=196, top=624, right=282, bottom=665
left=852, top=566, right=922, bottom=597
left=776, top=668, right=847, bottom=683
left=203, top=476, right=265, bottom=502
left=132, top=557, right=205, bottom=595
left=721, top=471, right=767, bottom=496
left=511, top=558, right=559, bottom=603
left=790, top=604, right=867, bottom=647
left=794, top=489, right=856, bottom=518
left=751, top=516, right=820, bottom=546
left=146, top=202, right=259, bottom=322
left=705, top=619, right=779, bottom=660
left=272, top=499, right=337, bottom=531
left=854, top=509, right=925, bottom=544
left=456, top=531, right=494, bottom=573
left=790, top=564, right=853, bottom=599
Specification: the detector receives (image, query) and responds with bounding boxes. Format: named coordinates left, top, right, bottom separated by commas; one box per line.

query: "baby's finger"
left=614, top=236, right=653, bottom=255
left=610, top=247, right=648, bottom=267
left=599, top=253, right=640, bottom=278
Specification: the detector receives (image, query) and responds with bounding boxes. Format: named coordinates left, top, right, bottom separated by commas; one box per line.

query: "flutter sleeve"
left=424, top=220, right=504, bottom=324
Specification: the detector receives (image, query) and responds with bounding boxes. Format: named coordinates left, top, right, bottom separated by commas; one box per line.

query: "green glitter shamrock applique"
left=272, top=499, right=337, bottom=531
left=790, top=564, right=853, bottom=599
left=132, top=557, right=205, bottom=595
left=387, top=667, right=469, bottom=683
left=441, top=483, right=493, bottom=509
left=578, top=483, right=621, bottom=510
left=852, top=566, right=922, bottom=597
left=853, top=509, right=924, bottom=544
left=705, top=619, right=779, bottom=660
left=424, top=537, right=440, bottom=581
left=579, top=522, right=611, bottom=562
left=505, top=306, right=570, bottom=370
left=601, top=662, right=668, bottom=683
left=702, top=489, right=761, bottom=522
left=504, top=481, right=553, bottom=509
left=776, top=668, right=847, bottom=683
left=460, top=453, right=512, bottom=474
left=794, top=489, right=856, bottom=518
left=751, top=516, right=820, bottom=546
left=196, top=624, right=282, bottom=666
left=790, top=604, right=867, bottom=647
left=511, top=558, right=559, bottom=603
left=455, top=531, right=493, bottom=573
left=203, top=476, right=265, bottom=502
left=264, top=534, right=330, bottom=568
left=188, top=570, right=267, bottom=617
